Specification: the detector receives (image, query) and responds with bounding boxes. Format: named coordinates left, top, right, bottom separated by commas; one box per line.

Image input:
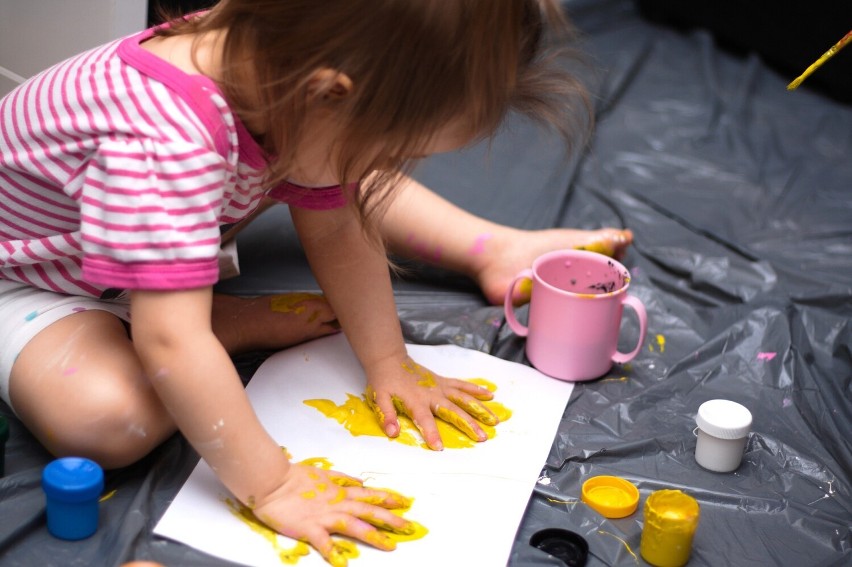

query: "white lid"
left=695, top=399, right=752, bottom=439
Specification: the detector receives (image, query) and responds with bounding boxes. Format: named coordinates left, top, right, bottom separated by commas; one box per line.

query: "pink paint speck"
left=468, top=233, right=493, bottom=255
left=757, top=352, right=777, bottom=361
left=72, top=307, right=87, bottom=313
left=63, top=367, right=78, bottom=376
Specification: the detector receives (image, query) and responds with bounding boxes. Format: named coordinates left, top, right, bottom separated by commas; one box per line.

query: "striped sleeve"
left=79, top=136, right=228, bottom=290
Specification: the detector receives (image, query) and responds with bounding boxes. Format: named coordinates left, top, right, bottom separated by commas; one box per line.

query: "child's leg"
left=381, top=176, right=632, bottom=304
left=211, top=292, right=339, bottom=354
left=10, top=310, right=175, bottom=469
left=9, top=293, right=336, bottom=469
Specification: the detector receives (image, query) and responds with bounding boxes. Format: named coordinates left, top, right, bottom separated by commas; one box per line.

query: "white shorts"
left=0, top=280, right=132, bottom=412
left=0, top=240, right=241, bottom=412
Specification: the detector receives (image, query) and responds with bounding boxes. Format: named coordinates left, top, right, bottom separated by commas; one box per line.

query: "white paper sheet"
left=155, top=333, right=573, bottom=567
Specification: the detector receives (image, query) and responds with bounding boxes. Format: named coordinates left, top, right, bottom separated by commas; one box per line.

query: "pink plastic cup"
left=504, top=250, right=647, bottom=381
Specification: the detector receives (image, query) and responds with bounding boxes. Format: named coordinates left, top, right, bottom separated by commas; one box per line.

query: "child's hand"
left=364, top=357, right=498, bottom=450
left=252, top=462, right=413, bottom=566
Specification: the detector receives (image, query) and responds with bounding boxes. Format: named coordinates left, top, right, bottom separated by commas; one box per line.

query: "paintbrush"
left=787, top=29, right=852, bottom=90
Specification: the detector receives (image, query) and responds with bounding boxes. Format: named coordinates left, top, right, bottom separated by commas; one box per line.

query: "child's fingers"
left=330, top=513, right=397, bottom=552
left=300, top=527, right=346, bottom=567
left=327, top=472, right=364, bottom=488
left=449, top=378, right=494, bottom=401
left=365, top=386, right=400, bottom=438
left=434, top=403, right=487, bottom=442
left=448, top=393, right=499, bottom=426
left=360, top=513, right=419, bottom=535
left=351, top=486, right=413, bottom=509
left=406, top=402, right=444, bottom=451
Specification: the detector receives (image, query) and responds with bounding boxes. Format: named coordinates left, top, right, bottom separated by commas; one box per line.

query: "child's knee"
left=50, top=385, right=173, bottom=469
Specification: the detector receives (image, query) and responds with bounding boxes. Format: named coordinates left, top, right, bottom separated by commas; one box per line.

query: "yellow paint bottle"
left=640, top=490, right=700, bottom=567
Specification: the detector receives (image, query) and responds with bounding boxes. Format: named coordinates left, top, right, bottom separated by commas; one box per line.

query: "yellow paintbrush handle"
left=788, top=30, right=852, bottom=90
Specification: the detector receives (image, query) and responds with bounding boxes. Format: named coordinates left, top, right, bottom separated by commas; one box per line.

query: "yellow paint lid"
left=581, top=476, right=640, bottom=519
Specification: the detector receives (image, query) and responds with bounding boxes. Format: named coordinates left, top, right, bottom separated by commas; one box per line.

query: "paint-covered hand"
left=252, top=461, right=413, bottom=567
left=364, top=357, right=498, bottom=451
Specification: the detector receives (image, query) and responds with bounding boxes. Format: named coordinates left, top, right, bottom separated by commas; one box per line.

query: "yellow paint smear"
left=269, top=293, right=324, bottom=317
left=597, top=529, right=639, bottom=562
left=225, top=497, right=312, bottom=564
left=304, top=379, right=511, bottom=450
left=648, top=334, right=666, bottom=353
left=575, top=240, right=616, bottom=256
left=401, top=360, right=438, bottom=388
left=788, top=30, right=852, bottom=90
left=99, top=489, right=117, bottom=503
left=224, top=472, right=427, bottom=566
left=518, top=278, right=533, bottom=298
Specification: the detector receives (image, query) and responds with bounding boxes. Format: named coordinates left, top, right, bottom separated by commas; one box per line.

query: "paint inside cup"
left=538, top=253, right=629, bottom=296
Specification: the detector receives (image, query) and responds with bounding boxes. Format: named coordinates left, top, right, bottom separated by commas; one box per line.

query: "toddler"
left=0, top=1, right=631, bottom=564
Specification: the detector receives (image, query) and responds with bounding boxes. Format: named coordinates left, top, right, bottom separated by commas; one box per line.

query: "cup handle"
left=612, top=294, right=648, bottom=364
left=503, top=269, right=533, bottom=337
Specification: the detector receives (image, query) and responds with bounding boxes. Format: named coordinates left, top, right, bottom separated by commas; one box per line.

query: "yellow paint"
left=517, top=277, right=533, bottom=300
left=386, top=517, right=428, bottom=544
left=363, top=529, right=396, bottom=551
left=331, top=488, right=346, bottom=504
left=224, top=498, right=311, bottom=564
left=589, top=485, right=633, bottom=509
left=299, top=456, right=333, bottom=470
left=597, top=530, right=639, bottom=562
left=391, top=396, right=412, bottom=420
left=648, top=334, right=666, bottom=353
left=359, top=487, right=413, bottom=509
left=327, top=541, right=359, bottom=567
left=600, top=376, right=628, bottom=383
left=364, top=386, right=386, bottom=424
left=435, top=406, right=478, bottom=439
left=575, top=240, right=616, bottom=256
left=449, top=395, right=498, bottom=425
left=788, top=30, right=852, bottom=90
left=99, top=489, right=117, bottom=503
left=269, top=293, right=324, bottom=315
left=301, top=490, right=317, bottom=499
left=468, top=377, right=497, bottom=393
left=305, top=383, right=512, bottom=450
left=224, top=464, right=427, bottom=566
left=401, top=360, right=438, bottom=388
left=640, top=490, right=700, bottom=567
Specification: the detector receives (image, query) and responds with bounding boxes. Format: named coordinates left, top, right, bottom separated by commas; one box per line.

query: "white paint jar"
left=694, top=399, right=752, bottom=472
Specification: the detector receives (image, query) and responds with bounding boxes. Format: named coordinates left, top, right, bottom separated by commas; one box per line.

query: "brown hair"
left=158, top=0, right=590, bottom=230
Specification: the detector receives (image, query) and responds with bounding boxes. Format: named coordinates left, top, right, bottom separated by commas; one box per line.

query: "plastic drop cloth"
left=1, top=1, right=849, bottom=565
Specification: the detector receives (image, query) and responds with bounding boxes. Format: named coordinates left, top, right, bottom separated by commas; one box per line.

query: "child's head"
left=163, top=0, right=588, bottom=225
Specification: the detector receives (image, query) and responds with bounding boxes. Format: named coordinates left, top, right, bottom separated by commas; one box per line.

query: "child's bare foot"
left=212, top=293, right=340, bottom=354
left=475, top=228, right=633, bottom=305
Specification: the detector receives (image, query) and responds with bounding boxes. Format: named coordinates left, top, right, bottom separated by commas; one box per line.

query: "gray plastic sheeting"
left=1, top=1, right=850, bottom=565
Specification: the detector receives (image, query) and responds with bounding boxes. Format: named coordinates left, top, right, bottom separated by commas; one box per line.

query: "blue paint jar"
left=42, top=457, right=104, bottom=540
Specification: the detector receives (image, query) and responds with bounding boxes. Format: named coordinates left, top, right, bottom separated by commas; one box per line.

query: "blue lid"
left=42, top=457, right=104, bottom=502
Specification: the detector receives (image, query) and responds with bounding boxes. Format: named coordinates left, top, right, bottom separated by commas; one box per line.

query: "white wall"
left=0, top=0, right=148, bottom=98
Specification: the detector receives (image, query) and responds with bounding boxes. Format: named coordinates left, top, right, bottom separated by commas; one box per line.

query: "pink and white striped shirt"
left=0, top=27, right=348, bottom=298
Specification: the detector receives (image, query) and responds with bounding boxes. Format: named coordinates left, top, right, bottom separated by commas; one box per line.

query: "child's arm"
left=290, top=204, right=498, bottom=451
left=130, top=288, right=407, bottom=562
